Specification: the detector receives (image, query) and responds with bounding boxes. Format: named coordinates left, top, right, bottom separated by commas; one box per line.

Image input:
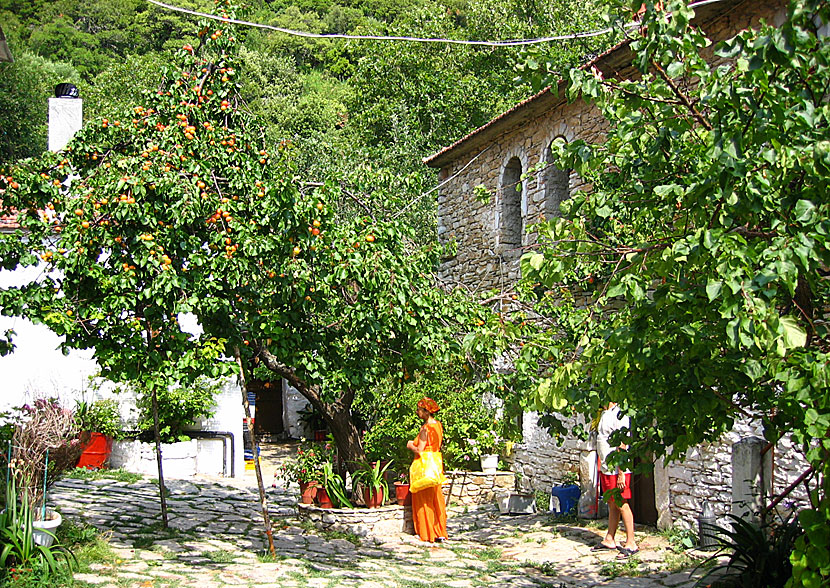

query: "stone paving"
left=50, top=447, right=711, bottom=588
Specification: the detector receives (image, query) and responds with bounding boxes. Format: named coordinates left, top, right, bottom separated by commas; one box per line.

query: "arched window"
left=543, top=139, right=571, bottom=218
left=499, top=156, right=523, bottom=249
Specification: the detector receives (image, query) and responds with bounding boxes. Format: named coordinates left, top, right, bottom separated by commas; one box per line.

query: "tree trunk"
left=149, top=381, right=169, bottom=528
left=315, top=395, right=366, bottom=470
left=234, top=347, right=276, bottom=556
left=256, top=347, right=366, bottom=468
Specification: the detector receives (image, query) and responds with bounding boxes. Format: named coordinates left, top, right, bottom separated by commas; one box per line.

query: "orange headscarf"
left=417, top=397, right=440, bottom=414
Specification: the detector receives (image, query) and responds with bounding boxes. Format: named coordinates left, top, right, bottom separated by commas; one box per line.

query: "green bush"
left=135, top=377, right=219, bottom=443
left=357, top=365, right=500, bottom=472
left=74, top=399, right=121, bottom=439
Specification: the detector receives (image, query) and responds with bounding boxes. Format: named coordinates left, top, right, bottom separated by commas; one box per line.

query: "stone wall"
left=444, top=470, right=515, bottom=506
left=298, top=503, right=414, bottom=539
left=502, top=412, right=810, bottom=530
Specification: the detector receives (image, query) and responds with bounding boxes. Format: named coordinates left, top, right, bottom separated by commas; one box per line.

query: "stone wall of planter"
left=443, top=470, right=515, bottom=506
left=298, top=503, right=414, bottom=538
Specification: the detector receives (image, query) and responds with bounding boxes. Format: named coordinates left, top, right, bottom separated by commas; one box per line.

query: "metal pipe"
left=120, top=430, right=237, bottom=478
left=183, top=431, right=236, bottom=478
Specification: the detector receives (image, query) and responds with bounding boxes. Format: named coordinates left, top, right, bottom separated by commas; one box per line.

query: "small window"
left=500, top=156, right=523, bottom=249
left=544, top=140, right=571, bottom=218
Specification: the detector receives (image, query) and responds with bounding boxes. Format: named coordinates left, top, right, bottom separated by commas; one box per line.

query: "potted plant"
left=278, top=441, right=331, bottom=504
left=352, top=460, right=392, bottom=508
left=393, top=472, right=411, bottom=506
left=3, top=398, right=82, bottom=517
left=469, top=428, right=504, bottom=474
left=75, top=399, right=121, bottom=469
left=298, top=405, right=327, bottom=441
left=319, top=461, right=352, bottom=509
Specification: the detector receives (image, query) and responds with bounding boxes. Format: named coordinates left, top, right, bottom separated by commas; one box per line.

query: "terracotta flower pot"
left=299, top=480, right=318, bottom=504
left=363, top=487, right=385, bottom=508
left=394, top=482, right=411, bottom=506
left=316, top=487, right=333, bottom=509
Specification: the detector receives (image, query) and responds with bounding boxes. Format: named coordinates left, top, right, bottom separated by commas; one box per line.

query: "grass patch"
left=599, top=555, right=643, bottom=578
left=319, top=528, right=361, bottom=546
left=532, top=561, right=558, bottom=576
left=257, top=552, right=288, bottom=563
left=201, top=549, right=236, bottom=564
left=130, top=520, right=194, bottom=549
left=66, top=468, right=144, bottom=484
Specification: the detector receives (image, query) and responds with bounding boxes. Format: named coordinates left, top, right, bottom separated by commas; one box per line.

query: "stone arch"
left=496, top=149, right=528, bottom=251
left=542, top=127, right=574, bottom=219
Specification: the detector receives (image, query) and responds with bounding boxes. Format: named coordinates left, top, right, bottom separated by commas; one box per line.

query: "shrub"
left=135, top=377, right=219, bottom=443
left=1, top=399, right=81, bottom=512
left=357, top=365, right=500, bottom=471
left=74, top=399, right=122, bottom=439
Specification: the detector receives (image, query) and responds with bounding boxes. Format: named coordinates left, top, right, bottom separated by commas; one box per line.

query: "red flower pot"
left=76, top=432, right=113, bottom=470
left=363, top=487, right=385, bottom=508
left=394, top=482, right=411, bottom=506
left=316, top=487, right=333, bottom=509
left=299, top=480, right=318, bottom=504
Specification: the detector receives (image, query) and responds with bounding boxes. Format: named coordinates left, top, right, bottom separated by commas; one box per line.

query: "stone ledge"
left=298, top=503, right=415, bottom=538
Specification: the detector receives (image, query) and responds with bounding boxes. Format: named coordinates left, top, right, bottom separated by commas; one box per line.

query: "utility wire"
left=148, top=0, right=729, bottom=47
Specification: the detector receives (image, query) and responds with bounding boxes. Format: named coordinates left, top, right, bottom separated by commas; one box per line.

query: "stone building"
left=425, top=0, right=809, bottom=530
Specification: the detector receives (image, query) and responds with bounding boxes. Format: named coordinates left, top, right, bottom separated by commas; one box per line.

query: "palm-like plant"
left=694, top=513, right=802, bottom=588
left=0, top=475, right=77, bottom=576
left=351, top=460, right=392, bottom=504
left=321, top=462, right=352, bottom=509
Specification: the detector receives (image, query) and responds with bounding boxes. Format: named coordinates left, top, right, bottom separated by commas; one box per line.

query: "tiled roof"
left=423, top=38, right=632, bottom=168
left=423, top=0, right=742, bottom=168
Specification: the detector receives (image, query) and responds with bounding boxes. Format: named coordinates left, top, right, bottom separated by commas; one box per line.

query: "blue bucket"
left=550, top=484, right=580, bottom=516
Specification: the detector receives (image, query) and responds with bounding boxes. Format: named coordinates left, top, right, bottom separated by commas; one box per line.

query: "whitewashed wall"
left=0, top=259, right=246, bottom=477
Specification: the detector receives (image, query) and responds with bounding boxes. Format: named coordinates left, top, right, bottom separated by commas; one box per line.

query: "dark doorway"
left=631, top=458, right=658, bottom=526
left=247, top=379, right=284, bottom=440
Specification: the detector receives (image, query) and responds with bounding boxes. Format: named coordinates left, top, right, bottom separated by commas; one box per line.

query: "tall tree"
left=0, top=4, right=482, bottom=470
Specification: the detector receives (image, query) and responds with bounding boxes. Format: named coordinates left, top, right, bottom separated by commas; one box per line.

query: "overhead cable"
left=148, top=0, right=728, bottom=47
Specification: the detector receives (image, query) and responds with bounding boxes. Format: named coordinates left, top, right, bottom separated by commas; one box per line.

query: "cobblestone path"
left=51, top=472, right=709, bottom=588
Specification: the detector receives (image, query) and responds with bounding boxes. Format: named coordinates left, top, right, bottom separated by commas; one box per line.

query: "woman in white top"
left=594, top=402, right=638, bottom=557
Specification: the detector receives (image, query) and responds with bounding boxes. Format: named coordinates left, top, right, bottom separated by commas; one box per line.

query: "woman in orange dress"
left=406, top=397, right=448, bottom=543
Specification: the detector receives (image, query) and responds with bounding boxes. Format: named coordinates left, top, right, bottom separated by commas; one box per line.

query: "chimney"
left=48, top=83, right=82, bottom=152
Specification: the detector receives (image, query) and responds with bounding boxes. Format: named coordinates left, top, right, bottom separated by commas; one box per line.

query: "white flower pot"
left=32, top=509, right=62, bottom=547
left=480, top=454, right=499, bottom=474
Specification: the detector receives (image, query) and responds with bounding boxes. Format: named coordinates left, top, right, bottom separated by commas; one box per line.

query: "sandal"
left=590, top=543, right=618, bottom=551
left=616, top=547, right=639, bottom=559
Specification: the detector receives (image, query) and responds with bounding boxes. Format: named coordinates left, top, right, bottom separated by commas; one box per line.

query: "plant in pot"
left=393, top=471, right=411, bottom=506
left=277, top=441, right=331, bottom=504
left=74, top=399, right=121, bottom=470
left=298, top=405, right=328, bottom=441
left=318, top=461, right=352, bottom=509
left=352, top=460, right=392, bottom=508
left=0, top=472, right=77, bottom=574
left=468, top=427, right=504, bottom=474
left=2, top=398, right=82, bottom=519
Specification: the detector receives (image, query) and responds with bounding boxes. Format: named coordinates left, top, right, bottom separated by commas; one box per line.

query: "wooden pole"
left=150, top=381, right=169, bottom=528
left=235, top=346, right=276, bottom=556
